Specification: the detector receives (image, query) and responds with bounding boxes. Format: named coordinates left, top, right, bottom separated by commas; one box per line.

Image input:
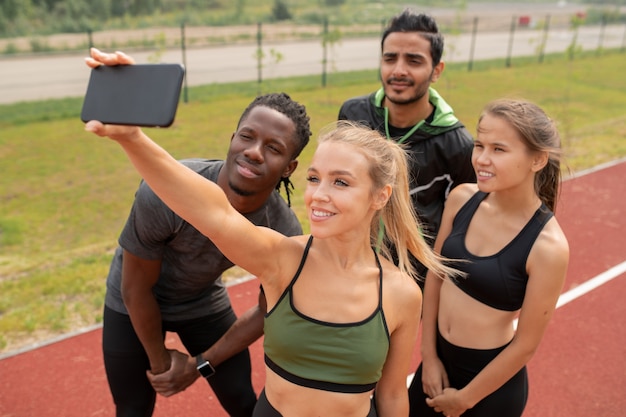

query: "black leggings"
left=253, top=389, right=377, bottom=417
left=408, top=331, right=528, bottom=417
left=102, top=306, right=257, bottom=417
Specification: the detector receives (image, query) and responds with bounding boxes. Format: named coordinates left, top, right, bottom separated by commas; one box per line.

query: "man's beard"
left=385, top=88, right=427, bottom=105
left=384, top=70, right=434, bottom=105
left=229, top=181, right=254, bottom=197
left=385, top=79, right=429, bottom=106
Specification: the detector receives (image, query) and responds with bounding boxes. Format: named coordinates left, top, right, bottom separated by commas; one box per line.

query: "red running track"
left=1, top=160, right=624, bottom=417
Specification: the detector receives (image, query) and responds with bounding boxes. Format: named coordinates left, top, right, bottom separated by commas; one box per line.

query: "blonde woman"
left=84, top=49, right=458, bottom=417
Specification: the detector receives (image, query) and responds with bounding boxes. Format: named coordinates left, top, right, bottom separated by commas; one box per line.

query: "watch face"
left=196, top=355, right=215, bottom=378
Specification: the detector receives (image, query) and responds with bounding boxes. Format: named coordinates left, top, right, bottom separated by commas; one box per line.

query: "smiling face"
left=380, top=31, right=443, bottom=106
left=222, top=105, right=298, bottom=202
left=304, top=141, right=384, bottom=239
left=473, top=113, right=544, bottom=194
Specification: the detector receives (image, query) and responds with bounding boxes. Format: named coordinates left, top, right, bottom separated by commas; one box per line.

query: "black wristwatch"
left=195, top=354, right=216, bottom=379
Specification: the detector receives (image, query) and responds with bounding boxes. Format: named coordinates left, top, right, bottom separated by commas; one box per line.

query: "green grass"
left=1, top=50, right=625, bottom=353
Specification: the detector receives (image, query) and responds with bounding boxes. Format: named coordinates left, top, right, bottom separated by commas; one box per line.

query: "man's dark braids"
left=277, top=176, right=295, bottom=207
left=237, top=92, right=312, bottom=207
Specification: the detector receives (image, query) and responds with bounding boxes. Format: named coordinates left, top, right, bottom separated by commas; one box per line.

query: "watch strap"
left=195, top=354, right=216, bottom=379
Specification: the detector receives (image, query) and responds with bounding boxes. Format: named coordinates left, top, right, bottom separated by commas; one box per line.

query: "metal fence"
left=0, top=12, right=625, bottom=105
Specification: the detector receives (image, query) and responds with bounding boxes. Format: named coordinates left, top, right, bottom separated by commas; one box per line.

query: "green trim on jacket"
left=373, top=86, right=461, bottom=135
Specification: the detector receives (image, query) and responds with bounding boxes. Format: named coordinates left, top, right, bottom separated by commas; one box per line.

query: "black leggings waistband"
left=253, top=390, right=281, bottom=417
left=253, top=389, right=378, bottom=417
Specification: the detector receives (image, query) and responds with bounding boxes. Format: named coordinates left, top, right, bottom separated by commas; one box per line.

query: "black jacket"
left=338, top=87, right=476, bottom=244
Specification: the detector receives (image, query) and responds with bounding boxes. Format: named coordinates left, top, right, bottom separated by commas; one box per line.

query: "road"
left=0, top=24, right=624, bottom=105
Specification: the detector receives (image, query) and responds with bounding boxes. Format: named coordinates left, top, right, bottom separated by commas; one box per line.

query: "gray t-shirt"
left=104, top=159, right=302, bottom=321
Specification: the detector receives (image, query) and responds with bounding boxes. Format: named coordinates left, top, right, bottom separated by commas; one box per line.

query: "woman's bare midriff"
left=437, top=279, right=518, bottom=349
left=264, top=367, right=373, bottom=417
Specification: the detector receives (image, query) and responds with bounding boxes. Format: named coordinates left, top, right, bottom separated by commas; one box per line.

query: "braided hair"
left=237, top=93, right=311, bottom=206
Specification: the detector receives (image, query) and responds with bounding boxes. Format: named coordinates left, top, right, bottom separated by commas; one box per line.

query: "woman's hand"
left=421, top=355, right=449, bottom=399
left=84, top=120, right=142, bottom=142
left=83, top=47, right=142, bottom=142
left=85, top=47, right=135, bottom=68
left=425, top=387, right=470, bottom=417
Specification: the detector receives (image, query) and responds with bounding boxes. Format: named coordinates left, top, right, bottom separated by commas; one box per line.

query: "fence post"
left=538, top=14, right=551, bottom=63
left=597, top=13, right=606, bottom=55
left=506, top=15, right=516, bottom=68
left=87, top=29, right=93, bottom=51
left=180, top=22, right=188, bottom=103
left=622, top=23, right=626, bottom=52
left=468, top=16, right=478, bottom=72
left=569, top=25, right=579, bottom=61
left=257, top=22, right=263, bottom=95
left=321, top=17, right=328, bottom=88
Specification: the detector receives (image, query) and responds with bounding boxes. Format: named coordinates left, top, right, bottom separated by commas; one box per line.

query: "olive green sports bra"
left=263, top=236, right=390, bottom=393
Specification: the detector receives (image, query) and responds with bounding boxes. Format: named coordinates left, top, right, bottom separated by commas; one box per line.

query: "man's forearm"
left=121, top=249, right=168, bottom=372
left=126, top=295, right=170, bottom=373
left=201, top=304, right=264, bottom=366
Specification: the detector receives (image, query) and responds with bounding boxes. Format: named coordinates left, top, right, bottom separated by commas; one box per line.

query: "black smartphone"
left=81, top=63, right=185, bottom=128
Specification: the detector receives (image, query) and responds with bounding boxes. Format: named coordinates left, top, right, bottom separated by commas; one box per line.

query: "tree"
left=324, top=0, right=345, bottom=6
left=1, top=0, right=23, bottom=20
left=272, top=0, right=291, bottom=21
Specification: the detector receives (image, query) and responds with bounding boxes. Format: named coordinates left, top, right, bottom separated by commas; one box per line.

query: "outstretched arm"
left=147, top=289, right=267, bottom=396
left=86, top=122, right=280, bottom=276
left=84, top=51, right=283, bottom=278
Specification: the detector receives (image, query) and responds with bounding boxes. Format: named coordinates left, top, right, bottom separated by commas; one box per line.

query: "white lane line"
left=556, top=260, right=626, bottom=308
left=411, top=260, right=626, bottom=385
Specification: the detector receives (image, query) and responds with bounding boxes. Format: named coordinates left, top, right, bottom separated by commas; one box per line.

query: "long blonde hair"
left=317, top=121, right=457, bottom=281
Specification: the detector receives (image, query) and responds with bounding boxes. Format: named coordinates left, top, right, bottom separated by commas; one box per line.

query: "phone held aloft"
left=81, top=63, right=185, bottom=128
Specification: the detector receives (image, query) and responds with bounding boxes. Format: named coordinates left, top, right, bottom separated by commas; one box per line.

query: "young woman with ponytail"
left=408, top=98, right=570, bottom=417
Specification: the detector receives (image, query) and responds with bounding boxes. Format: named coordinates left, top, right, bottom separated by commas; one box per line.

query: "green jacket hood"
left=373, top=87, right=461, bottom=132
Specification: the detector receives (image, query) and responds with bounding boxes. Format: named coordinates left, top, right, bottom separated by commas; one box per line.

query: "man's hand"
left=147, top=349, right=199, bottom=397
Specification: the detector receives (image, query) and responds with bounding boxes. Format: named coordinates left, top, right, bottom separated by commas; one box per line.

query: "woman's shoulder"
left=272, top=234, right=312, bottom=264
left=444, top=183, right=479, bottom=216
left=259, top=234, right=313, bottom=301
left=381, top=258, right=422, bottom=305
left=524, top=216, right=569, bottom=297
left=449, top=182, right=479, bottom=201
left=380, top=262, right=423, bottom=332
left=531, top=216, right=570, bottom=266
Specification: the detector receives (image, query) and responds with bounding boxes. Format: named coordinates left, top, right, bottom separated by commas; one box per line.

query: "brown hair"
left=478, top=99, right=563, bottom=211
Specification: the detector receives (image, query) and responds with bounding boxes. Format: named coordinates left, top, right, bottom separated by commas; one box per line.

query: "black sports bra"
left=441, top=192, right=553, bottom=311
